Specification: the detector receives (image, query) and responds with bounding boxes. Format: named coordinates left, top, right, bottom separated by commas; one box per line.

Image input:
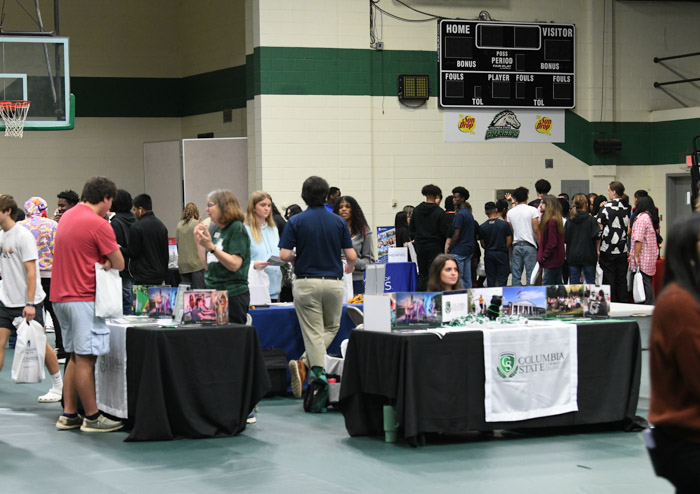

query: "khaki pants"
left=293, top=278, right=344, bottom=369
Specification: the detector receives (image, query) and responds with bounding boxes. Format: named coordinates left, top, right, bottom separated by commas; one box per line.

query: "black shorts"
left=0, top=300, right=45, bottom=331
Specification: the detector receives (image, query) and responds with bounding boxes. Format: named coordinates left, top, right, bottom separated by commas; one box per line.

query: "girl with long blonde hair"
left=244, top=191, right=282, bottom=301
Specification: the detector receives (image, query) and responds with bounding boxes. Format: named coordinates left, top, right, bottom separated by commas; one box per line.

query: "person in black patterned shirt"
left=597, top=181, right=631, bottom=302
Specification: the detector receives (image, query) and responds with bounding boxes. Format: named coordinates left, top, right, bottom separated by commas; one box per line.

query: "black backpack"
left=303, top=378, right=329, bottom=413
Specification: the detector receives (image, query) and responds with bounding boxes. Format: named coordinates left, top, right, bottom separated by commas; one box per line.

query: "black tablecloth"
left=339, top=322, right=641, bottom=444
left=125, top=324, right=271, bottom=441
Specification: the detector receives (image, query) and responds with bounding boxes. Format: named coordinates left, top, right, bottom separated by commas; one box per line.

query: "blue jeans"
left=542, top=266, right=563, bottom=285
left=452, top=254, right=473, bottom=289
left=122, top=276, right=133, bottom=315
left=484, top=250, right=510, bottom=287
left=511, top=245, right=537, bottom=286
left=569, top=264, right=596, bottom=284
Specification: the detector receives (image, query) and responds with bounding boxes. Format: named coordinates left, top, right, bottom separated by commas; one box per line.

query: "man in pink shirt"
left=51, top=177, right=125, bottom=433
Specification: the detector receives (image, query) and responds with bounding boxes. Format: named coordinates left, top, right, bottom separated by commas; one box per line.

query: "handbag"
left=633, top=269, right=646, bottom=303
left=11, top=318, right=46, bottom=383
left=95, top=263, right=123, bottom=319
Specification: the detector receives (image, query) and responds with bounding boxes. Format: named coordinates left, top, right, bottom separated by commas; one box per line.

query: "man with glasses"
left=127, top=194, right=169, bottom=286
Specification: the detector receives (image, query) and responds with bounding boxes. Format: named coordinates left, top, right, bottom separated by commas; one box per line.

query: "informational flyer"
left=376, top=226, right=396, bottom=263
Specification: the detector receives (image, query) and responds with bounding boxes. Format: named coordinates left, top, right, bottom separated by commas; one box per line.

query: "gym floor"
left=0, top=330, right=672, bottom=494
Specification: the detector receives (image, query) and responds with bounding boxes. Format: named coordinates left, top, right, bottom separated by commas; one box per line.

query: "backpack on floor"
left=303, top=377, right=329, bottom=413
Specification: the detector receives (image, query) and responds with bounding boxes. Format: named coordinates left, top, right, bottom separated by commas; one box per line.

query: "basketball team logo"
left=485, top=110, right=521, bottom=140
left=497, top=352, right=519, bottom=378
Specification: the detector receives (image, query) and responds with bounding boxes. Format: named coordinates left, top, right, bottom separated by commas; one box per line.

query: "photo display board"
left=438, top=20, right=575, bottom=109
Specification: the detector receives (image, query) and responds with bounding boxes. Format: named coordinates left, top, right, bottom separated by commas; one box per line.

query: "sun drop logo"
left=535, top=115, right=553, bottom=135
left=457, top=114, right=476, bottom=134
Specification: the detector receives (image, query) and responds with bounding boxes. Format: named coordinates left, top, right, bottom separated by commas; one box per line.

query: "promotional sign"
left=376, top=226, right=396, bottom=263
left=442, top=290, right=470, bottom=323
left=469, top=287, right=503, bottom=315
left=438, top=19, right=575, bottom=109
left=444, top=108, right=564, bottom=142
left=483, top=322, right=578, bottom=421
left=391, top=292, right=442, bottom=328
left=388, top=247, right=408, bottom=263
left=546, top=284, right=585, bottom=318
left=502, top=286, right=546, bottom=317
left=584, top=284, right=611, bottom=317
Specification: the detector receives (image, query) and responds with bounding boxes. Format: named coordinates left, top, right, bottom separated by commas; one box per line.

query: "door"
left=666, top=174, right=692, bottom=231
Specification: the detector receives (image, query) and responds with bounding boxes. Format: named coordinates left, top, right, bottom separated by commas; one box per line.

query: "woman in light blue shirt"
left=245, top=191, right=282, bottom=301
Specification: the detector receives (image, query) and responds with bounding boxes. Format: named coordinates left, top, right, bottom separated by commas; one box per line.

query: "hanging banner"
left=444, top=108, right=565, bottom=143
left=483, top=322, right=578, bottom=422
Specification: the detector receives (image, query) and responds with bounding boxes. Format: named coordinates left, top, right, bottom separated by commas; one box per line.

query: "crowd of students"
left=401, top=179, right=662, bottom=305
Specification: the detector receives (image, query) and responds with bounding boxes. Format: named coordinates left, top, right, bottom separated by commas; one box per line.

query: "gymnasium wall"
left=249, top=0, right=700, bottom=242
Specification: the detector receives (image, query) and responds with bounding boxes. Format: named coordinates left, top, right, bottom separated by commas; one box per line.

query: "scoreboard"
left=438, top=20, right=575, bottom=109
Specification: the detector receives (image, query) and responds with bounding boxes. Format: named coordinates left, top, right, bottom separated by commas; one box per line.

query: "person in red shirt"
left=537, top=195, right=565, bottom=285
left=647, top=213, right=700, bottom=491
left=51, top=177, right=125, bottom=433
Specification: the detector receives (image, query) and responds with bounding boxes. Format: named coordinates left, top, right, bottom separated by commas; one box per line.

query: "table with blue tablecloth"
left=249, top=304, right=357, bottom=382
left=379, top=262, right=418, bottom=292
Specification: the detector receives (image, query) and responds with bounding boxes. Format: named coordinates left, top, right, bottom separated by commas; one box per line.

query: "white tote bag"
left=248, top=265, right=272, bottom=305
left=11, top=318, right=46, bottom=383
left=95, top=263, right=123, bottom=319
left=633, top=269, right=646, bottom=304
left=596, top=263, right=604, bottom=286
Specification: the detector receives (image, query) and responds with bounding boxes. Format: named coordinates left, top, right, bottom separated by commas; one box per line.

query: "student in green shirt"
left=194, top=189, right=250, bottom=324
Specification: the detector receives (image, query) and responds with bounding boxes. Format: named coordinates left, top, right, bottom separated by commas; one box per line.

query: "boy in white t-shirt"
left=0, top=195, right=63, bottom=402
left=506, top=187, right=540, bottom=286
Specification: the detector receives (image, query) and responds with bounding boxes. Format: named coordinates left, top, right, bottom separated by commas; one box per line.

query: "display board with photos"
left=148, top=287, right=179, bottom=318
left=182, top=290, right=229, bottom=325
left=365, top=284, right=612, bottom=332
left=390, top=292, right=442, bottom=328
left=545, top=284, right=585, bottom=318
left=502, top=286, right=547, bottom=317
left=132, top=285, right=157, bottom=315
left=584, top=284, right=611, bottom=317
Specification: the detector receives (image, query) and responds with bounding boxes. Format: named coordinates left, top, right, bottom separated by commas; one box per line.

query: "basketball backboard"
left=0, top=36, right=73, bottom=130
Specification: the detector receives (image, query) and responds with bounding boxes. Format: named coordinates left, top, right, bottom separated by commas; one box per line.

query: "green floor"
left=0, top=333, right=671, bottom=494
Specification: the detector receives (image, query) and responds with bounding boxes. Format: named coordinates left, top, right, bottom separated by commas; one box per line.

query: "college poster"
left=376, top=226, right=396, bottom=263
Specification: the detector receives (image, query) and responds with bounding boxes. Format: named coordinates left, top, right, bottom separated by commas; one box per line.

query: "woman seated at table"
left=334, top=196, right=375, bottom=295
left=194, top=189, right=251, bottom=324
left=245, top=191, right=283, bottom=301
left=427, top=254, right=463, bottom=292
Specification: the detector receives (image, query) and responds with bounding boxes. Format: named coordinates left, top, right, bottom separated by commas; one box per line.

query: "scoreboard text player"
left=439, top=20, right=575, bottom=109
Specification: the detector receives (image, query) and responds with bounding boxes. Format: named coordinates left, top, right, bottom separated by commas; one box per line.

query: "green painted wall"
left=70, top=46, right=698, bottom=166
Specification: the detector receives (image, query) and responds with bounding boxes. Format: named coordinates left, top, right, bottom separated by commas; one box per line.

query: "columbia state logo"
left=497, top=352, right=519, bottom=378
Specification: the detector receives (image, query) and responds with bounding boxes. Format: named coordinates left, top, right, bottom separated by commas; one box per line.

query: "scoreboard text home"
left=438, top=20, right=575, bottom=109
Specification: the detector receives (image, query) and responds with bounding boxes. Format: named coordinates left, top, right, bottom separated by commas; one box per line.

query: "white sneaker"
left=38, top=388, right=63, bottom=403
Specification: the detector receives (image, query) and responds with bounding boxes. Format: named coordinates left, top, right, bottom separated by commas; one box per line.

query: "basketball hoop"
left=0, top=101, right=31, bottom=138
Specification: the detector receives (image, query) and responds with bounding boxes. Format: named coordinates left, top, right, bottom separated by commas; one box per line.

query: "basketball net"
left=0, top=101, right=31, bottom=138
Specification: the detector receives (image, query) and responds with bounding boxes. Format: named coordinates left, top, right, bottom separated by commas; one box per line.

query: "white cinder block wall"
left=250, top=0, right=700, bottom=243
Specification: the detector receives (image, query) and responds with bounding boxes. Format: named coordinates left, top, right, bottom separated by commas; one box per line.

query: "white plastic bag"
left=530, top=262, right=541, bottom=285
left=476, top=259, right=486, bottom=278
left=633, top=269, right=646, bottom=303
left=248, top=265, right=272, bottom=305
left=343, top=260, right=354, bottom=302
left=11, top=318, right=46, bottom=383
left=95, top=263, right=123, bottom=318
left=596, top=262, right=604, bottom=286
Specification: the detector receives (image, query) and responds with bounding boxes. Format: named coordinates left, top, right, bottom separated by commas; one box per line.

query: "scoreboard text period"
left=439, top=20, right=575, bottom=109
